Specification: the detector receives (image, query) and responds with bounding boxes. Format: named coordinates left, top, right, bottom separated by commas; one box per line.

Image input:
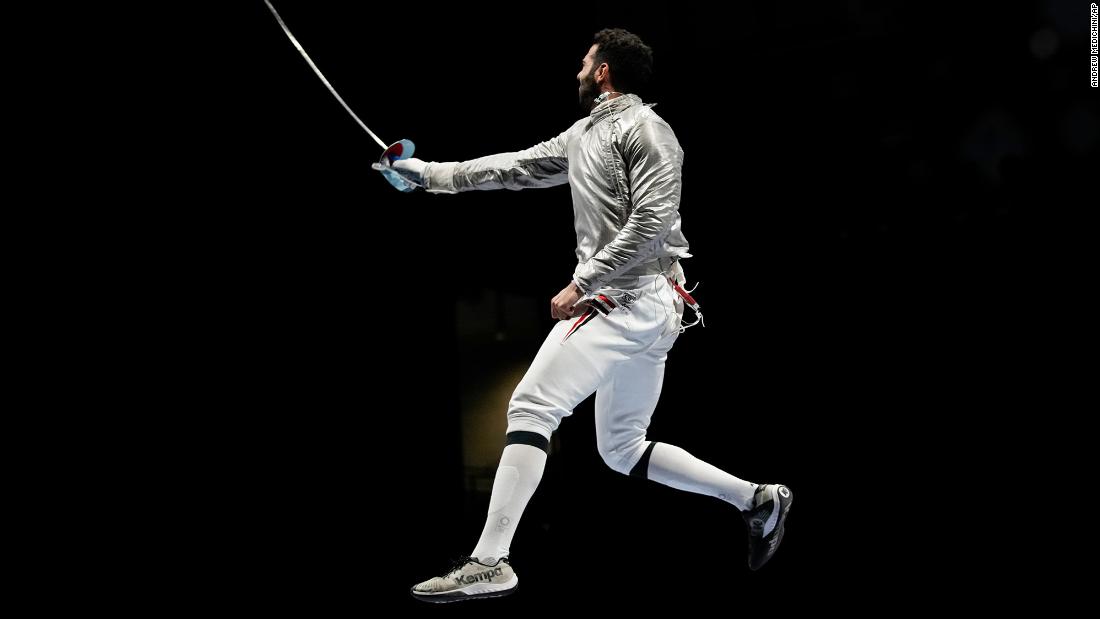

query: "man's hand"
left=551, top=281, right=587, bottom=320
left=391, top=158, right=427, bottom=186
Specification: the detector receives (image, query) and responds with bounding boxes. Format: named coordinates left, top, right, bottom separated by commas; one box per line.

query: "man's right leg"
left=409, top=437, right=549, bottom=603
left=411, top=314, right=629, bottom=602
left=474, top=312, right=634, bottom=559
left=468, top=433, right=548, bottom=564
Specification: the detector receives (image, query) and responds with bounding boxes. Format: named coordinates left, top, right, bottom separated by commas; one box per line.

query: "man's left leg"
left=593, top=334, right=756, bottom=507
left=593, top=334, right=793, bottom=570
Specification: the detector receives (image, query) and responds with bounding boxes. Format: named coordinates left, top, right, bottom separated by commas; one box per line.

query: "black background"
left=182, top=0, right=1092, bottom=611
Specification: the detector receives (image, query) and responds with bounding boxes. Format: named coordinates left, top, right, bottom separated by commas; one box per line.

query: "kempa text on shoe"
left=455, top=567, right=505, bottom=585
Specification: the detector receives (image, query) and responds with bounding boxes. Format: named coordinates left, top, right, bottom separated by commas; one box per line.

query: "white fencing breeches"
left=506, top=271, right=686, bottom=475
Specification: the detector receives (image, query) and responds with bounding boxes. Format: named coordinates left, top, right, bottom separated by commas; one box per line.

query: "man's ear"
left=596, top=63, right=609, bottom=83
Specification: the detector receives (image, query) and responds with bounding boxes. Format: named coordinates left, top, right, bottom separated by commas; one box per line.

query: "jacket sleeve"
left=572, top=118, right=684, bottom=294
left=421, top=124, right=574, bottom=194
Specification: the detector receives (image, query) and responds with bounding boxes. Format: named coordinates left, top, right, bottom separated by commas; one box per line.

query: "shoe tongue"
left=749, top=485, right=770, bottom=510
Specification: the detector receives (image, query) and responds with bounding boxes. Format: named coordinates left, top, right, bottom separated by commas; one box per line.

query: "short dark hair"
left=592, top=28, right=653, bottom=94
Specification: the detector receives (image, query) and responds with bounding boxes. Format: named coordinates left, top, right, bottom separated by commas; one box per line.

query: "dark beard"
left=578, top=71, right=599, bottom=112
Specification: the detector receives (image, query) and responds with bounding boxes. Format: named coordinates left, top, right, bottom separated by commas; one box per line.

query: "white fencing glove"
left=391, top=158, right=428, bottom=187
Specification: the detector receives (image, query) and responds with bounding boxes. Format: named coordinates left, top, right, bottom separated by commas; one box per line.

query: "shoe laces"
left=438, top=555, right=507, bottom=577
left=439, top=555, right=476, bottom=577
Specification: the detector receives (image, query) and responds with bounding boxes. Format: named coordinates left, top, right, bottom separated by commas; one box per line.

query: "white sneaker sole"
left=411, top=574, right=519, bottom=602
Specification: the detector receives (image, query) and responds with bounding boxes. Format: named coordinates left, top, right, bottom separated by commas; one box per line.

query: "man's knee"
left=507, top=390, right=568, bottom=438
left=506, top=407, right=558, bottom=443
left=597, top=437, right=652, bottom=476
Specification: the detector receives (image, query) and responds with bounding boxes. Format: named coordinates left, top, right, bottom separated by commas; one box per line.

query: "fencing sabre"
left=262, top=0, right=419, bottom=191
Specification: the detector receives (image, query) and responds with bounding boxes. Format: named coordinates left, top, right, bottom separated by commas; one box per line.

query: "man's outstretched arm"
left=393, top=123, right=577, bottom=194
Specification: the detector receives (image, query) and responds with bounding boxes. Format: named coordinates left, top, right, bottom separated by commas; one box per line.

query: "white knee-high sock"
left=471, top=444, right=547, bottom=563
left=645, top=443, right=758, bottom=511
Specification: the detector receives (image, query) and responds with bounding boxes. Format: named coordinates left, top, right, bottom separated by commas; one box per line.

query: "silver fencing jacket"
left=421, top=93, right=691, bottom=295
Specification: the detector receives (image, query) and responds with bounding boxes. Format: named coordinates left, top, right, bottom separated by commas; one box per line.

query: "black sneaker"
left=744, top=484, right=793, bottom=570
left=410, top=556, right=518, bottom=603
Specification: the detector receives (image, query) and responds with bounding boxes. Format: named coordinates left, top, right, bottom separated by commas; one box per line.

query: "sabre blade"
left=263, top=0, right=388, bottom=150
